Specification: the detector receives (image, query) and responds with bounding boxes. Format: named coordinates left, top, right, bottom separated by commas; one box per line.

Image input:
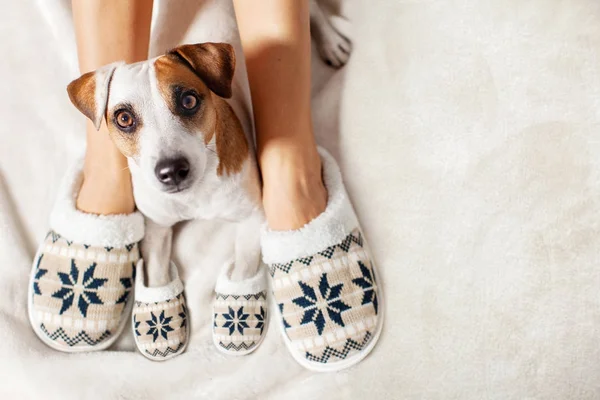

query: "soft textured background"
left=2, top=0, right=600, bottom=399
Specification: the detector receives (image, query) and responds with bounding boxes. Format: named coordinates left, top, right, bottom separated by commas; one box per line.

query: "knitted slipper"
left=28, top=160, right=144, bottom=352
left=212, top=266, right=268, bottom=356
left=261, top=147, right=383, bottom=372
left=132, top=260, right=188, bottom=361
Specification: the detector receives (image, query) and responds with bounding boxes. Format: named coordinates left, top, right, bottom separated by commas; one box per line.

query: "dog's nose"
left=155, top=157, right=190, bottom=186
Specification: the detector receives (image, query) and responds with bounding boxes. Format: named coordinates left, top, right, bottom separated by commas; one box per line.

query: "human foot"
left=261, top=144, right=328, bottom=231
left=28, top=159, right=144, bottom=352
left=261, top=147, right=383, bottom=371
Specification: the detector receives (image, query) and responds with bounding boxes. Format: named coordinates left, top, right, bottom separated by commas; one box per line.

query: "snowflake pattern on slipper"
left=132, top=293, right=188, bottom=360
left=213, top=291, right=267, bottom=355
left=27, top=158, right=144, bottom=353
left=132, top=260, right=188, bottom=361
left=270, top=229, right=380, bottom=368
left=29, top=231, right=139, bottom=351
left=261, top=147, right=384, bottom=371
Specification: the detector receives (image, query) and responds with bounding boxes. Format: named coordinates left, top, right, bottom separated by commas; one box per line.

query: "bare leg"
left=233, top=0, right=327, bottom=231
left=72, top=0, right=153, bottom=215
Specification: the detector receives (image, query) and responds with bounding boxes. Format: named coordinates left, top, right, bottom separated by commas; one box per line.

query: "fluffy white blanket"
left=1, top=0, right=600, bottom=398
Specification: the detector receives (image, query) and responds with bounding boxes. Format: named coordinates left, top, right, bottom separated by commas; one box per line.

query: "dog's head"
left=67, top=42, right=246, bottom=194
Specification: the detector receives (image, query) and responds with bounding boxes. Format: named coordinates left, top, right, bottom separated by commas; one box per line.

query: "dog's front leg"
left=230, top=212, right=263, bottom=282
left=133, top=218, right=189, bottom=360
left=213, top=211, right=268, bottom=355
left=140, top=218, right=173, bottom=287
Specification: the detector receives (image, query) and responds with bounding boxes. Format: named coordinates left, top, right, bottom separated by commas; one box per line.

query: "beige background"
left=1, top=0, right=600, bottom=399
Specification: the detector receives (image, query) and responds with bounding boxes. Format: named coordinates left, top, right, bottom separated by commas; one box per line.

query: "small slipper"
left=261, top=147, right=383, bottom=372
left=28, top=160, right=144, bottom=352
left=212, top=266, right=268, bottom=356
left=132, top=260, right=188, bottom=361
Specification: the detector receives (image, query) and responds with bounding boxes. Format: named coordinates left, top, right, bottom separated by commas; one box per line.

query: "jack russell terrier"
left=67, top=42, right=266, bottom=359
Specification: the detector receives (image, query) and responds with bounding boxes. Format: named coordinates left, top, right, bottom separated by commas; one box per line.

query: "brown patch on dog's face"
left=154, top=54, right=218, bottom=144
left=212, top=95, right=249, bottom=176
left=105, top=103, right=142, bottom=158
left=154, top=52, right=248, bottom=176
left=170, top=43, right=236, bottom=99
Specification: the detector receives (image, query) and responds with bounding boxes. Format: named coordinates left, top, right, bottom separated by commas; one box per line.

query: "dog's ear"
left=67, top=62, right=121, bottom=130
left=169, top=43, right=236, bottom=99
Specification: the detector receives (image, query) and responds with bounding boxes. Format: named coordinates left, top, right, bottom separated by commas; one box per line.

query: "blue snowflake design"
left=146, top=310, right=174, bottom=342
left=221, top=306, right=250, bottom=335
left=133, top=314, right=141, bottom=337
left=179, top=301, right=188, bottom=329
left=254, top=306, right=266, bottom=334
left=292, top=274, right=351, bottom=335
left=33, top=254, right=47, bottom=296
left=116, top=276, right=133, bottom=304
left=51, top=260, right=107, bottom=317
left=352, top=261, right=378, bottom=314
left=115, top=263, right=136, bottom=305
left=279, top=303, right=291, bottom=329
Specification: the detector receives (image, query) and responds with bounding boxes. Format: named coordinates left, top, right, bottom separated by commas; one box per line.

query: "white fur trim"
left=260, top=147, right=358, bottom=264
left=215, top=262, right=268, bottom=295
left=135, top=260, right=184, bottom=303
left=49, top=158, right=145, bottom=247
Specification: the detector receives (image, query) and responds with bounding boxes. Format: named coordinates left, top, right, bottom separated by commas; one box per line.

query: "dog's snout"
left=155, top=157, right=190, bottom=187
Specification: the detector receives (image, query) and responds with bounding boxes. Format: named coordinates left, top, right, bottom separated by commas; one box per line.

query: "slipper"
left=212, top=266, right=268, bottom=355
left=260, top=147, right=383, bottom=372
left=132, top=260, right=188, bottom=361
left=28, top=159, right=144, bottom=352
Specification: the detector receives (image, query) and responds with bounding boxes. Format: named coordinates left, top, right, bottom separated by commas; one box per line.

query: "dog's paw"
left=314, top=15, right=353, bottom=69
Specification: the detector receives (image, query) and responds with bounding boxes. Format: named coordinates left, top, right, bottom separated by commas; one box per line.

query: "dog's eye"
left=180, top=93, right=198, bottom=110
left=115, top=110, right=135, bottom=129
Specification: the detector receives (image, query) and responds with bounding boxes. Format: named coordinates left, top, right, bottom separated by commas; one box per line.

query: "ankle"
left=260, top=140, right=322, bottom=183
left=76, top=165, right=135, bottom=215
left=261, top=145, right=327, bottom=231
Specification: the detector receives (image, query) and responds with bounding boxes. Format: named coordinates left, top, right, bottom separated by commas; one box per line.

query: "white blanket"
left=2, top=0, right=600, bottom=398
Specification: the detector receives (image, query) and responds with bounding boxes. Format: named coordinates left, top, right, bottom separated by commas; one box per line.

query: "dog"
left=67, top=42, right=263, bottom=293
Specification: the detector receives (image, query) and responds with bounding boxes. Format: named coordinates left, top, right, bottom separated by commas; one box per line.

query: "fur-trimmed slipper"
left=261, top=147, right=383, bottom=372
left=212, top=267, right=268, bottom=356
left=132, top=260, right=188, bottom=361
left=28, top=160, right=144, bottom=352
